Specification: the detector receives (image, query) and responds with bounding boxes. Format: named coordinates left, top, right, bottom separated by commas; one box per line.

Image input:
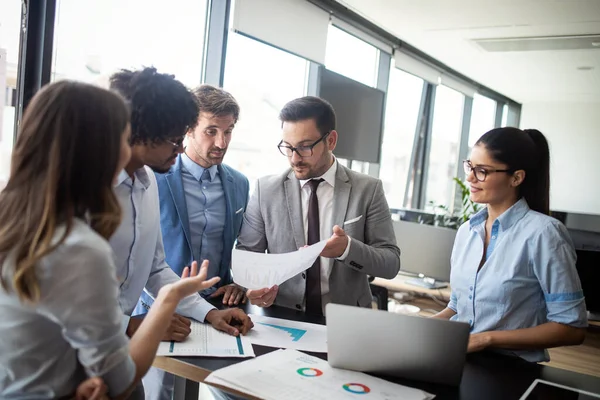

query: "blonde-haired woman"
left=0, top=81, right=220, bottom=399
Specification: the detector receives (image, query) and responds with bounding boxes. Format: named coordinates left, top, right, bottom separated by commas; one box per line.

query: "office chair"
left=368, top=276, right=388, bottom=311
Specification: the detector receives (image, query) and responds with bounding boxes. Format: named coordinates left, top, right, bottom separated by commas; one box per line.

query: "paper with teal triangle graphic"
left=257, top=322, right=307, bottom=342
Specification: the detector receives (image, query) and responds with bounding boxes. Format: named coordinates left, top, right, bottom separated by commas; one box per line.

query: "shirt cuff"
left=336, top=236, right=352, bottom=261
left=178, top=295, right=217, bottom=323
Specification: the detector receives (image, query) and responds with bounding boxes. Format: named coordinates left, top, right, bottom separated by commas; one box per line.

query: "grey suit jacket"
left=236, top=163, right=401, bottom=312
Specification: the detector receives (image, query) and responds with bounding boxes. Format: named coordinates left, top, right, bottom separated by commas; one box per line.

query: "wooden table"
left=153, top=302, right=600, bottom=400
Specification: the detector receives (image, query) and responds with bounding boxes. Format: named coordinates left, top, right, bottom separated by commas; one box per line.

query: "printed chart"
left=246, top=314, right=327, bottom=353
left=206, top=349, right=435, bottom=400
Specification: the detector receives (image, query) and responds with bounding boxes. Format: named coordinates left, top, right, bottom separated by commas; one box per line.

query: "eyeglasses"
left=278, top=132, right=330, bottom=158
left=165, top=137, right=185, bottom=150
left=463, top=160, right=512, bottom=182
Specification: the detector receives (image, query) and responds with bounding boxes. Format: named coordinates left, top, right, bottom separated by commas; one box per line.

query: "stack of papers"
left=246, top=314, right=327, bottom=353
left=206, top=349, right=435, bottom=400
left=156, top=321, right=255, bottom=358
left=231, top=240, right=328, bottom=289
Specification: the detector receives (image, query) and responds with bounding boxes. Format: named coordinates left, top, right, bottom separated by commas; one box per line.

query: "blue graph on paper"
left=257, top=323, right=307, bottom=342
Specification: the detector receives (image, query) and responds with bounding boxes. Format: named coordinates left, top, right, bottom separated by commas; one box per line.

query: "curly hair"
left=109, top=67, right=199, bottom=145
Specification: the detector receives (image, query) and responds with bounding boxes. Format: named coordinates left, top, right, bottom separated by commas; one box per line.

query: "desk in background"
left=372, top=274, right=451, bottom=302
left=154, top=302, right=600, bottom=400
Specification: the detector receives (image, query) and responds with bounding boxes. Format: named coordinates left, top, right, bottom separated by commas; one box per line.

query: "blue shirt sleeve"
left=532, top=220, right=588, bottom=328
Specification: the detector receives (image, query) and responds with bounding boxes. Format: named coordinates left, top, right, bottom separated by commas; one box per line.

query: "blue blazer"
left=157, top=155, right=249, bottom=290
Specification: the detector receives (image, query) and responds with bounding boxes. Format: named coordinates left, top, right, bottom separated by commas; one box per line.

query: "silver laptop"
left=326, top=303, right=470, bottom=386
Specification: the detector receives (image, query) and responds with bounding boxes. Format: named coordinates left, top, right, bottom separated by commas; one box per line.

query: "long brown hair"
left=0, top=81, right=129, bottom=303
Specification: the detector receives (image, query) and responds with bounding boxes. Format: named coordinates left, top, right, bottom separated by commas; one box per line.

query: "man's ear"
left=328, top=130, right=338, bottom=152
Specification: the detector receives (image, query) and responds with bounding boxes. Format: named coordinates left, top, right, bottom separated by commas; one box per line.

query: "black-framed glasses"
left=463, top=160, right=512, bottom=182
left=277, top=132, right=331, bottom=158
left=164, top=137, right=185, bottom=150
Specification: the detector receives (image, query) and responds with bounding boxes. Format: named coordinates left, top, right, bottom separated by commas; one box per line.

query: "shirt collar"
left=181, top=153, right=218, bottom=182
left=469, top=197, right=530, bottom=230
left=299, top=159, right=337, bottom=189
left=114, top=167, right=151, bottom=190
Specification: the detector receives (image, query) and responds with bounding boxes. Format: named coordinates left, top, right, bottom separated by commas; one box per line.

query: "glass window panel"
left=222, top=33, right=308, bottom=188
left=0, top=0, right=21, bottom=189
left=325, top=25, right=378, bottom=87
left=51, top=0, right=208, bottom=87
left=468, top=93, right=497, bottom=147
left=379, top=66, right=424, bottom=209
left=425, top=85, right=464, bottom=210
left=501, top=104, right=509, bottom=127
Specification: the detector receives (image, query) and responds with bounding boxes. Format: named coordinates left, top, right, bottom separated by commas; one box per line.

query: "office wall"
left=520, top=102, right=600, bottom=216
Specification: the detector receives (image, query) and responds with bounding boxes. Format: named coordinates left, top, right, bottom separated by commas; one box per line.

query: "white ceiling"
left=336, top=0, right=600, bottom=103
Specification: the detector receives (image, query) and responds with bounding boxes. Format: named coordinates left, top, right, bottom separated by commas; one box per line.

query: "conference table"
left=153, top=302, right=600, bottom=400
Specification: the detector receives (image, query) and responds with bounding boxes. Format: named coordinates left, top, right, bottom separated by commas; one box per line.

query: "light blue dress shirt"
left=448, top=198, right=588, bottom=362
left=181, top=154, right=226, bottom=276
left=110, top=167, right=215, bottom=324
left=0, top=220, right=135, bottom=399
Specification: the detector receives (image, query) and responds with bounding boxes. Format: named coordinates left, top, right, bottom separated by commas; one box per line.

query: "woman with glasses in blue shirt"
left=434, top=127, right=587, bottom=362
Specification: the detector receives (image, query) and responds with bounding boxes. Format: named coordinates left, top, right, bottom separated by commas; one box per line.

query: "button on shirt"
left=0, top=220, right=135, bottom=399
left=110, top=167, right=214, bottom=323
left=448, top=198, right=587, bottom=362
left=298, top=160, right=351, bottom=314
left=181, top=154, right=225, bottom=279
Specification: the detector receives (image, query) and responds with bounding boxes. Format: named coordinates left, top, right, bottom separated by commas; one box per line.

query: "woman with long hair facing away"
left=434, top=127, right=587, bottom=362
left=0, top=81, right=220, bottom=399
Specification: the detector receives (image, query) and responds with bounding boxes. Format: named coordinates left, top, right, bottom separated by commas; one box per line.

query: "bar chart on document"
left=156, top=321, right=254, bottom=357
left=246, top=314, right=328, bottom=353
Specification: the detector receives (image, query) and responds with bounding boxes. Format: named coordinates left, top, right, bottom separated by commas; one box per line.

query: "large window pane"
left=51, top=0, right=208, bottom=87
left=425, top=85, right=464, bottom=210
left=468, top=94, right=496, bottom=147
left=223, top=33, right=308, bottom=186
left=325, top=25, right=378, bottom=87
left=0, top=0, right=21, bottom=189
left=379, top=67, right=424, bottom=209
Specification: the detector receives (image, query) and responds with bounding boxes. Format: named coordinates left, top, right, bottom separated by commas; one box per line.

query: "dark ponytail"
left=475, top=127, right=551, bottom=215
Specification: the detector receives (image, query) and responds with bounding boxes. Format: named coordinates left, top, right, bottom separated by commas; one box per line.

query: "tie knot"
left=308, top=178, right=324, bottom=192
left=201, top=169, right=211, bottom=183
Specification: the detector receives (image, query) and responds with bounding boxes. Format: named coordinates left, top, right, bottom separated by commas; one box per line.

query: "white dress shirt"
left=299, top=160, right=351, bottom=313
left=110, top=167, right=215, bottom=325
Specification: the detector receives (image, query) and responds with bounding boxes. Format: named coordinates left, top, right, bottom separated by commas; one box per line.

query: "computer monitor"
left=392, top=220, right=457, bottom=289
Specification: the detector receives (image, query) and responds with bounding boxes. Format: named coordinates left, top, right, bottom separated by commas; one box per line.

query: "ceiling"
left=336, top=0, right=600, bottom=103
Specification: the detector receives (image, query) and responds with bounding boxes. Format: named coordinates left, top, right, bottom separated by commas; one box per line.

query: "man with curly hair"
left=108, top=67, right=253, bottom=400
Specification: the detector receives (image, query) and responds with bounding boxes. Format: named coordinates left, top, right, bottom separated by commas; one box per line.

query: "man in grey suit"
left=236, top=96, right=400, bottom=316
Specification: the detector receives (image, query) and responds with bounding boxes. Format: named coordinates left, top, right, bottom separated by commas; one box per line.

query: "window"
left=379, top=67, right=424, bottom=209
left=51, top=0, right=208, bottom=87
left=325, top=25, right=379, bottom=87
left=501, top=104, right=509, bottom=127
left=425, top=85, right=464, bottom=210
left=468, top=94, right=497, bottom=147
left=0, top=0, right=21, bottom=189
left=222, top=33, right=308, bottom=187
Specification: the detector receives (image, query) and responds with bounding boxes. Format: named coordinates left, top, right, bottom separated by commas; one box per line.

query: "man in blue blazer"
left=135, top=85, right=248, bottom=316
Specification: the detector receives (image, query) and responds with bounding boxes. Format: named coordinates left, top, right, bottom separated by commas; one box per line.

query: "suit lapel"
left=332, top=164, right=351, bottom=230
left=284, top=170, right=305, bottom=249
left=219, top=164, right=235, bottom=254
left=166, top=156, right=193, bottom=251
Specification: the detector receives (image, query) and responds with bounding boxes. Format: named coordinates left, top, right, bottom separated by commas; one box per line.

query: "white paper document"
left=231, top=240, right=328, bottom=289
left=245, top=314, right=327, bottom=353
left=156, top=321, right=255, bottom=358
left=206, top=349, right=435, bottom=400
